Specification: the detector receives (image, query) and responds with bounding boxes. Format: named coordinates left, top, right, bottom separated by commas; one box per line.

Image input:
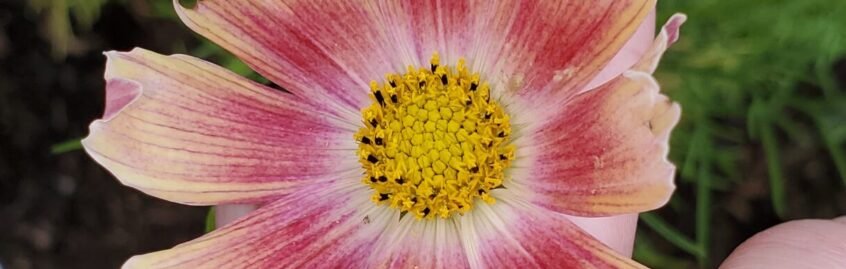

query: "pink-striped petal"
left=174, top=0, right=406, bottom=120
left=509, top=71, right=680, bottom=216
left=458, top=190, right=646, bottom=268
left=83, top=48, right=360, bottom=205
left=470, top=1, right=656, bottom=104
left=123, top=183, right=391, bottom=268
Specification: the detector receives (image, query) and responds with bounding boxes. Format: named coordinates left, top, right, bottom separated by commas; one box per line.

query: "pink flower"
left=83, top=1, right=685, bottom=268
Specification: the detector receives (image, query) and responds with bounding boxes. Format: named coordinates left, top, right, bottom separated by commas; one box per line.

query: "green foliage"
left=639, top=0, right=846, bottom=268
left=27, top=0, right=115, bottom=58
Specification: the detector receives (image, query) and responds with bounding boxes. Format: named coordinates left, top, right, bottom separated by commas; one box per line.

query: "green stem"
left=640, top=213, right=704, bottom=259
left=761, top=123, right=787, bottom=218
left=695, top=128, right=712, bottom=268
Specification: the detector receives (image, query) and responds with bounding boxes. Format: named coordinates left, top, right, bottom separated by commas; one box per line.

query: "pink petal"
left=583, top=10, right=657, bottom=93
left=214, top=204, right=259, bottom=227
left=123, top=184, right=391, bottom=268
left=471, top=0, right=656, bottom=106
left=720, top=218, right=846, bottom=269
left=568, top=214, right=639, bottom=257
left=632, top=13, right=687, bottom=73
left=83, top=48, right=359, bottom=205
left=174, top=0, right=406, bottom=120
left=458, top=190, right=646, bottom=268
left=510, top=71, right=680, bottom=216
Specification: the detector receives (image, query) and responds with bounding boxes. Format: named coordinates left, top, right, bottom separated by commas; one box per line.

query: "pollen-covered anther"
left=355, top=53, right=515, bottom=220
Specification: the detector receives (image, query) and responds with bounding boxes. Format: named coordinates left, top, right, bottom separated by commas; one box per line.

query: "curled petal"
left=83, top=48, right=359, bottom=205
left=458, top=190, right=646, bottom=268
left=123, top=184, right=392, bottom=268
left=583, top=10, right=656, bottom=93
left=511, top=71, right=680, bottom=216
left=632, top=13, right=687, bottom=73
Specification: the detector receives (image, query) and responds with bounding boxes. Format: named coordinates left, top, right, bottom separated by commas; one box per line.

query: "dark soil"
left=0, top=2, right=206, bottom=268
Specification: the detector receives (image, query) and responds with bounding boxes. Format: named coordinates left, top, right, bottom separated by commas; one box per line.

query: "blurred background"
left=0, top=0, right=844, bottom=268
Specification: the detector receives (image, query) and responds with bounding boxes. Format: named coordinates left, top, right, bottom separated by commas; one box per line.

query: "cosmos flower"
left=83, top=0, right=685, bottom=268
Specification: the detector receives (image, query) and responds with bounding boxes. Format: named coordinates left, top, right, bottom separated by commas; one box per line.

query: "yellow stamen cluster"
left=355, top=54, right=515, bottom=220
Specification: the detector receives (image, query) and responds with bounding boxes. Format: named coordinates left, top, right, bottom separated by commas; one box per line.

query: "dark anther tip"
left=361, top=137, right=371, bottom=144
left=367, top=154, right=379, bottom=163
left=375, top=137, right=384, bottom=145
left=440, top=75, right=448, bottom=85
left=470, top=82, right=478, bottom=91
left=378, top=175, right=388, bottom=182
left=375, top=91, right=385, bottom=106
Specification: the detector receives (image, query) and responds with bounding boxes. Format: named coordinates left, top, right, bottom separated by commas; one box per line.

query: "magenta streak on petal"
left=103, top=78, right=141, bottom=121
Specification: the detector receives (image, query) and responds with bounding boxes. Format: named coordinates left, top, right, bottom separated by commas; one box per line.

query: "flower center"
left=355, top=53, right=514, bottom=219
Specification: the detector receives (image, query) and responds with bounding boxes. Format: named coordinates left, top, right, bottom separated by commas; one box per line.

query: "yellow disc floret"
left=355, top=53, right=515, bottom=220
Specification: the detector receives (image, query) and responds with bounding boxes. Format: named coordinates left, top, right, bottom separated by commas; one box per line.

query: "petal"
left=473, top=0, right=656, bottom=104
left=632, top=13, right=687, bottom=73
left=123, top=183, right=392, bottom=268
left=720, top=218, right=846, bottom=269
left=174, top=0, right=406, bottom=120
left=567, top=214, right=639, bottom=257
left=510, top=71, right=680, bottom=216
left=368, top=215, right=470, bottom=268
left=83, top=48, right=360, bottom=205
left=583, top=10, right=656, bottom=93
left=458, top=190, right=646, bottom=268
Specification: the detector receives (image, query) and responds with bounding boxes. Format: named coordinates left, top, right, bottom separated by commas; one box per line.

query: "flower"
left=83, top=0, right=685, bottom=268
